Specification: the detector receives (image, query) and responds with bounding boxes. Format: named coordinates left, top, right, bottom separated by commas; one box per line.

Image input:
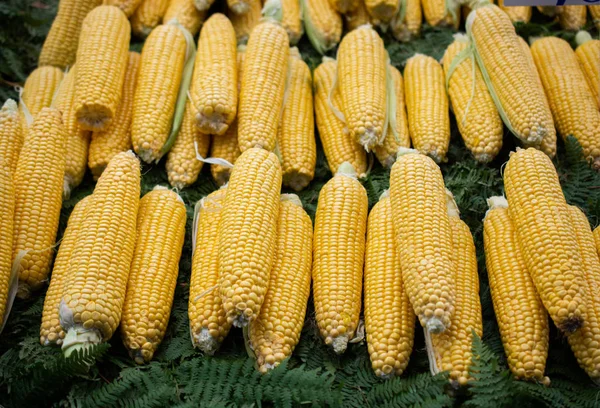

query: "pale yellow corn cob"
left=498, top=0, right=531, bottom=23
left=328, top=0, right=358, bottom=13
left=131, top=0, right=169, bottom=38
left=164, top=0, right=207, bottom=36
left=344, top=0, right=373, bottom=31
left=422, top=0, right=459, bottom=28
left=228, top=0, right=261, bottom=44
left=0, top=166, right=15, bottom=329
left=20, top=66, right=64, bottom=125
left=302, top=0, right=342, bottom=54
left=575, top=32, right=600, bottom=111
left=0, top=99, right=24, bottom=176
left=13, top=108, right=66, bottom=299
left=558, top=6, right=586, bottom=31
left=391, top=0, right=422, bottom=42
left=105, top=0, right=144, bottom=16
left=282, top=0, right=303, bottom=44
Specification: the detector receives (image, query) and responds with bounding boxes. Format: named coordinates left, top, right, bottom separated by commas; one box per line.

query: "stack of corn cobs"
left=0, top=0, right=598, bottom=387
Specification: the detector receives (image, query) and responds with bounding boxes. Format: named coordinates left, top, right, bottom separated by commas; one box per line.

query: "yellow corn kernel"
left=504, top=148, right=585, bottom=334
left=131, top=0, right=169, bottom=38
left=89, top=52, right=140, bottom=180
left=60, top=151, right=140, bottom=355
left=365, top=191, right=415, bottom=378
left=531, top=37, right=600, bottom=166
left=238, top=22, right=289, bottom=152
left=344, top=0, right=373, bottom=31
left=164, top=0, right=207, bottom=36
left=278, top=51, right=316, bottom=191
left=575, top=32, right=600, bottom=111
left=53, top=66, right=90, bottom=199
left=390, top=149, right=455, bottom=333
left=442, top=35, right=503, bottom=162
left=484, top=196, right=550, bottom=384
left=328, top=0, right=358, bottom=13
left=558, top=6, right=586, bottom=31
left=313, top=59, right=367, bottom=177
left=301, top=0, right=342, bottom=54
left=218, top=148, right=282, bottom=326
left=189, top=188, right=232, bottom=353
left=249, top=195, right=312, bottom=373
left=0, top=166, right=15, bottom=330
left=365, top=0, right=397, bottom=22
left=313, top=163, right=368, bottom=353
left=13, top=108, right=66, bottom=299
left=390, top=0, right=422, bottom=42
left=210, top=122, right=240, bottom=186
left=132, top=24, right=187, bottom=163
left=121, top=187, right=186, bottom=364
left=282, top=0, right=303, bottom=44
left=467, top=5, right=555, bottom=147
left=39, top=0, right=103, bottom=69
left=337, top=25, right=387, bottom=151
left=498, top=0, right=531, bottom=23
left=74, top=5, right=130, bottom=131
left=191, top=14, right=237, bottom=136
left=40, top=195, right=92, bottom=346
left=20, top=66, right=64, bottom=125
left=590, top=6, right=600, bottom=29
left=0, top=99, right=24, bottom=176
left=404, top=54, right=451, bottom=163
left=106, top=0, right=144, bottom=16
left=422, top=0, right=459, bottom=28
left=229, top=0, right=261, bottom=44
left=228, top=0, right=252, bottom=14
left=567, top=205, right=600, bottom=383
left=428, top=192, right=482, bottom=387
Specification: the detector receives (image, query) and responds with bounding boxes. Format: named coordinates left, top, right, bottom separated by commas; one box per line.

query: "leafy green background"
left=1, top=1, right=600, bottom=407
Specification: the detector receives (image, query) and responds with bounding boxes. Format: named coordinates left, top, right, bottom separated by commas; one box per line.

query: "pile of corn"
left=0, top=0, right=599, bottom=385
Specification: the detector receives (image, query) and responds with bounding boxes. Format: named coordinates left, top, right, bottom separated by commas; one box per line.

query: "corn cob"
left=131, top=0, right=169, bottom=38
left=337, top=25, right=387, bottom=151
left=313, top=163, right=368, bottom=353
left=60, top=151, right=140, bottom=356
left=54, top=66, right=90, bottom=199
left=229, top=0, right=261, bottom=44
left=390, top=0, right=422, bottom=42
left=344, top=0, right=372, bottom=31
left=390, top=149, right=455, bottom=333
left=89, top=52, right=140, bottom=180
left=40, top=195, right=92, bottom=346
left=0, top=99, right=24, bottom=176
left=121, top=187, right=186, bottom=364
left=422, top=0, right=459, bottom=28
left=442, top=35, right=502, bottom=162
left=282, top=0, right=303, bottom=44
left=191, top=14, right=237, bottom=136
left=13, top=108, right=66, bottom=299
left=74, top=5, right=130, bottom=131
left=365, top=190, right=414, bottom=378
left=575, top=32, right=600, bottom=111
left=365, top=0, right=397, bottom=22
left=504, top=148, right=585, bottom=334
left=189, top=188, right=232, bottom=353
left=218, top=148, right=282, bottom=326
left=278, top=51, right=315, bottom=191
left=467, top=5, right=555, bottom=147
left=0, top=166, right=15, bottom=331
left=238, top=22, right=289, bottom=152
left=427, top=192, right=482, bottom=387
left=404, top=54, right=450, bottom=163
left=132, top=24, right=187, bottom=163
left=328, top=0, right=358, bottom=13
left=567, top=205, right=600, bottom=383
left=483, top=196, right=550, bottom=384
left=558, top=6, right=586, bottom=31
left=373, top=65, right=410, bottom=168
left=38, top=0, right=102, bottom=69
left=313, top=59, right=367, bottom=177
left=301, top=0, right=342, bottom=54
left=210, top=124, right=240, bottom=186
left=105, top=0, right=143, bottom=16
left=531, top=37, right=600, bottom=166
left=164, top=0, right=207, bottom=36
left=249, top=194, right=312, bottom=373
left=228, top=0, right=252, bottom=14
left=590, top=6, right=600, bottom=29
left=20, top=66, right=64, bottom=126
left=497, top=0, right=531, bottom=23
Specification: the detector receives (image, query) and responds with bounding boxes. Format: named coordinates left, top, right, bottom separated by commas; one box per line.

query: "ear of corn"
left=497, top=0, right=531, bottom=23
left=373, top=65, right=411, bottom=168
left=74, top=5, right=130, bottom=131
left=531, top=37, right=600, bottom=166
left=301, top=0, right=342, bottom=54
left=558, top=6, right=586, bottom=31
left=163, top=0, right=207, bottom=36
left=40, top=195, right=92, bottom=346
left=483, top=196, right=550, bottom=384
left=229, top=0, right=261, bottom=44
left=238, top=22, right=289, bottom=152
left=191, top=14, right=238, bottom=136
left=364, top=191, right=415, bottom=378
left=344, top=0, right=373, bottom=31
left=0, top=99, right=24, bottom=176
left=328, top=0, right=358, bottom=13
left=313, top=163, right=368, bottom=354
left=504, top=148, right=586, bottom=334
left=13, top=108, right=66, bottom=299
left=189, top=188, right=233, bottom=353
left=590, top=6, right=600, bottom=29
left=121, top=187, right=186, bottom=364
left=38, top=0, right=103, bottom=69
left=249, top=195, right=312, bottom=373
left=210, top=123, right=240, bottom=186
left=105, top=0, right=144, bottom=16
left=365, top=0, right=398, bottom=22
left=60, top=151, right=140, bottom=356
left=566, top=205, right=600, bottom=383
left=404, top=54, right=451, bottom=163
left=0, top=166, right=15, bottom=332
left=278, top=51, right=316, bottom=191
left=228, top=0, right=253, bottom=14
left=467, top=5, right=555, bottom=147
left=337, top=25, right=387, bottom=151
left=390, top=150, right=455, bottom=334
left=422, top=0, right=459, bottom=28
left=132, top=24, right=188, bottom=164
left=313, top=59, right=367, bottom=178
left=281, top=0, right=303, bottom=44
left=89, top=52, right=141, bottom=180
left=20, top=66, right=64, bottom=126
left=390, top=0, right=422, bottom=42
left=575, top=32, right=600, bottom=111
left=442, top=35, right=502, bottom=163
left=131, top=0, right=169, bottom=38
left=218, top=148, right=282, bottom=327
